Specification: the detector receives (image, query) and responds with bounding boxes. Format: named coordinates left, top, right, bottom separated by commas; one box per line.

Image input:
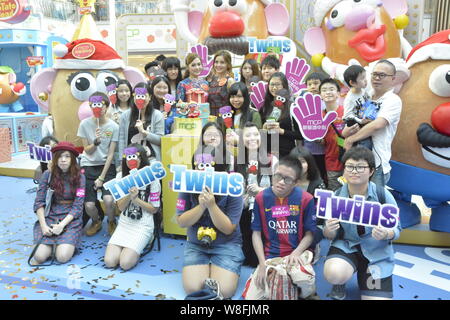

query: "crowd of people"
left=32, top=52, right=403, bottom=300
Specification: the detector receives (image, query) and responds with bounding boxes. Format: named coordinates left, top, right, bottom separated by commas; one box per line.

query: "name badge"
left=176, top=199, right=186, bottom=211
left=76, top=188, right=85, bottom=197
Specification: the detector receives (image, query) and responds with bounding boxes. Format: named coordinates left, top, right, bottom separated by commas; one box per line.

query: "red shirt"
left=324, top=105, right=344, bottom=172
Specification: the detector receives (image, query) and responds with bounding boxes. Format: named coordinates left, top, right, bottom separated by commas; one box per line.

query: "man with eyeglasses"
left=251, top=156, right=317, bottom=294
left=342, top=60, right=402, bottom=187
left=323, top=147, right=401, bottom=300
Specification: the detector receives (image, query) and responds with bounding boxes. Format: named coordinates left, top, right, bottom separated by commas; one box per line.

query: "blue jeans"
left=183, top=241, right=244, bottom=275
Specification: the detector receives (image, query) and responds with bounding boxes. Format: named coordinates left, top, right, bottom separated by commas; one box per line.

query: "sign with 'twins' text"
left=27, top=142, right=52, bottom=163
left=314, top=189, right=399, bottom=229
left=104, top=162, right=166, bottom=200
left=170, top=165, right=244, bottom=197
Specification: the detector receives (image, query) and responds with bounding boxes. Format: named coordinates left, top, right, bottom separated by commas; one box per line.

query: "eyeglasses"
left=344, top=165, right=370, bottom=173
left=371, top=72, right=394, bottom=80
left=273, top=173, right=295, bottom=185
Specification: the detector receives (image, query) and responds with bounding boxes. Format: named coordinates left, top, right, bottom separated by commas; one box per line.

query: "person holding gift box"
left=176, top=53, right=209, bottom=105
left=77, top=92, right=119, bottom=236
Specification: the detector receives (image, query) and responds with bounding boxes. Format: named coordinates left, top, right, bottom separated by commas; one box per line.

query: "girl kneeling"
left=104, top=143, right=161, bottom=270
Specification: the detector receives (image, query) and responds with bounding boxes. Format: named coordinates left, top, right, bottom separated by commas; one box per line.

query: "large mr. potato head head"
left=305, top=0, right=409, bottom=75
left=30, top=39, right=145, bottom=147
left=172, top=0, right=290, bottom=55
left=391, top=30, right=450, bottom=175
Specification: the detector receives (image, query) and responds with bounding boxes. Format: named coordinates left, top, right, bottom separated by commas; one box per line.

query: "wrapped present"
left=0, top=128, right=12, bottom=163
left=187, top=88, right=208, bottom=104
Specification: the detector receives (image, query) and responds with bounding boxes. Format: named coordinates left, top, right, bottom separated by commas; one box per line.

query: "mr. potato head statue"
left=389, top=30, right=450, bottom=233
left=171, top=0, right=290, bottom=55
left=30, top=39, right=145, bottom=147
left=304, top=0, right=412, bottom=82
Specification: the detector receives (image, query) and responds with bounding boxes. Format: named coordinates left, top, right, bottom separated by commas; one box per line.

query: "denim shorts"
left=183, top=241, right=245, bottom=276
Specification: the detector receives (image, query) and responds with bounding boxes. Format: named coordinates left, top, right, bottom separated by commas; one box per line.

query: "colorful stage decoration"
left=173, top=0, right=290, bottom=55
left=104, top=162, right=166, bottom=201
left=315, top=189, right=399, bottom=229
left=0, top=0, right=31, bottom=24
left=0, top=66, right=26, bottom=113
left=291, top=93, right=337, bottom=141
left=304, top=0, right=412, bottom=82
left=390, top=30, right=450, bottom=233
left=29, top=4, right=146, bottom=147
left=170, top=164, right=244, bottom=197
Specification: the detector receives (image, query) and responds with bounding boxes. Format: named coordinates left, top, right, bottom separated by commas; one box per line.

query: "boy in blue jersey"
left=251, top=156, right=317, bottom=290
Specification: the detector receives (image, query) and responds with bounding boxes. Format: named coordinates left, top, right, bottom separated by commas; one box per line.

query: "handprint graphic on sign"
left=285, top=57, right=310, bottom=95
left=291, top=93, right=337, bottom=141
left=250, top=81, right=268, bottom=111
left=190, top=44, right=214, bottom=77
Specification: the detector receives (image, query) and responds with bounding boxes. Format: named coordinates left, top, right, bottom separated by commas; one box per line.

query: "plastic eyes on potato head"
left=97, top=73, right=118, bottom=93
left=428, top=64, right=450, bottom=97
left=209, top=0, right=247, bottom=15
left=325, top=1, right=352, bottom=30
left=70, top=72, right=97, bottom=101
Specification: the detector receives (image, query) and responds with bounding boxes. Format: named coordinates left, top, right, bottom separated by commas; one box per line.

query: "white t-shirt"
left=370, top=89, right=402, bottom=174
left=343, top=88, right=371, bottom=119
left=77, top=117, right=119, bottom=167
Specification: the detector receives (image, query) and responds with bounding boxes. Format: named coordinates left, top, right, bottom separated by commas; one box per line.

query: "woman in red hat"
left=31, top=141, right=86, bottom=265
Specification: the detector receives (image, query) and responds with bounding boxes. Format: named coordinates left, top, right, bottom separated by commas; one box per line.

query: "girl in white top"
left=104, top=143, right=160, bottom=271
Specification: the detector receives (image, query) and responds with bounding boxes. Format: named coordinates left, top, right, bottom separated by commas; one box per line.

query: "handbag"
left=242, top=252, right=316, bottom=300
left=44, top=172, right=54, bottom=217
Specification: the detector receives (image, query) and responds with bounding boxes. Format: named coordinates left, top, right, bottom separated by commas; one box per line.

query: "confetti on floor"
left=0, top=176, right=449, bottom=300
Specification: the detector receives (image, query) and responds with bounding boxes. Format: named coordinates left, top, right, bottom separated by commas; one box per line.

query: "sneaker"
left=86, top=219, right=102, bottom=236
left=204, top=278, right=224, bottom=300
left=328, top=284, right=346, bottom=300
left=108, top=219, right=117, bottom=236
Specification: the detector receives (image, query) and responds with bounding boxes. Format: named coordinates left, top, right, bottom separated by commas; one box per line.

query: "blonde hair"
left=184, top=53, right=201, bottom=79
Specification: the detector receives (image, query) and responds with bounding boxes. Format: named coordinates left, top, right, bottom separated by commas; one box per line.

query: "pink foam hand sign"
left=285, top=57, right=310, bottom=95
left=250, top=81, right=268, bottom=111
left=190, top=44, right=213, bottom=77
left=291, top=93, right=337, bottom=141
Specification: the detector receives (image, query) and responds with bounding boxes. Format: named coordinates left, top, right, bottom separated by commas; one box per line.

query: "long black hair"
left=227, top=82, right=253, bottom=129
left=130, top=82, right=154, bottom=130
left=289, top=145, right=321, bottom=182
left=259, top=72, right=290, bottom=123
left=162, top=57, right=182, bottom=88
left=114, top=79, right=133, bottom=110
left=149, top=76, right=171, bottom=112
left=193, top=122, right=227, bottom=167
left=235, top=122, right=273, bottom=184
left=121, top=143, right=150, bottom=177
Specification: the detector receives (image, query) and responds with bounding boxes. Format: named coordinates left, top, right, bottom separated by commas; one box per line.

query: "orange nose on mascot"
left=171, top=0, right=290, bottom=55
left=390, top=30, right=450, bottom=233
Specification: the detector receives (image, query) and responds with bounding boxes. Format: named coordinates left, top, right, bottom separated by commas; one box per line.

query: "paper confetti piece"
left=12, top=295, right=18, bottom=299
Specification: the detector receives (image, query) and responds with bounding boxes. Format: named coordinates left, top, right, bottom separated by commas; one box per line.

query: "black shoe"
left=328, top=284, right=346, bottom=300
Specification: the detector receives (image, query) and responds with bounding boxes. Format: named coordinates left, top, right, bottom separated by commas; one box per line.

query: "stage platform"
left=1, top=154, right=448, bottom=247
left=0, top=175, right=449, bottom=300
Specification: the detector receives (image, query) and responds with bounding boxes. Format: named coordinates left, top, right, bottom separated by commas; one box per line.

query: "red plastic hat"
left=51, top=141, right=80, bottom=157
left=53, top=38, right=125, bottom=70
